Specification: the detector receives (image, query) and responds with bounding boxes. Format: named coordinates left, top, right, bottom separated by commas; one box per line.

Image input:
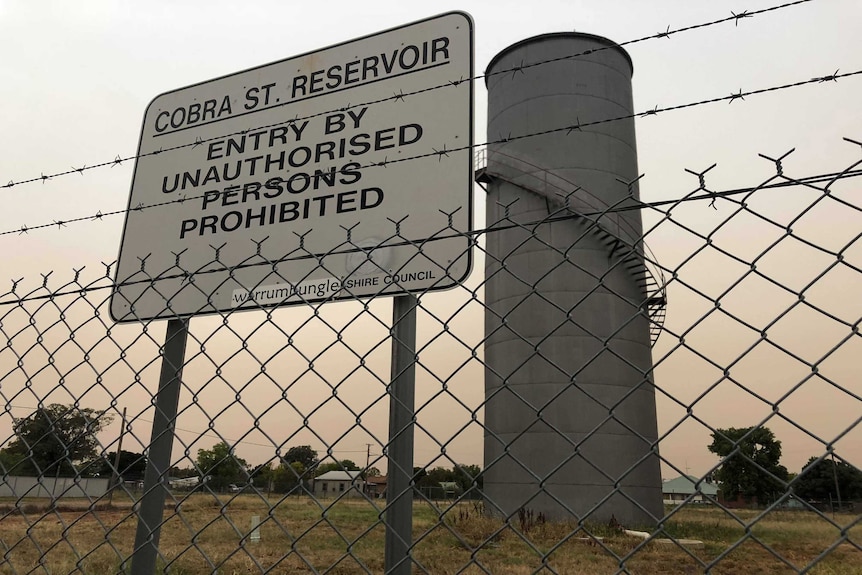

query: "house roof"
left=662, top=475, right=718, bottom=496
left=315, top=470, right=363, bottom=482
left=366, top=476, right=387, bottom=485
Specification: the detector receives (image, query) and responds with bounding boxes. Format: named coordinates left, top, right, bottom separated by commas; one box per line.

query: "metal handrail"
left=474, top=147, right=667, bottom=346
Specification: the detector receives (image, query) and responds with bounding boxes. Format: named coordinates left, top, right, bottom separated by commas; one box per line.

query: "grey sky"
left=1, top=0, right=860, bottom=478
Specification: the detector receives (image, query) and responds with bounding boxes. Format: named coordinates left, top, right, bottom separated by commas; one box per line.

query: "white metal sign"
left=111, top=12, right=473, bottom=322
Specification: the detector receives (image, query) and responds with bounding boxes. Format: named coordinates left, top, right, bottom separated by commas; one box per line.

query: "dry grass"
left=0, top=495, right=859, bottom=574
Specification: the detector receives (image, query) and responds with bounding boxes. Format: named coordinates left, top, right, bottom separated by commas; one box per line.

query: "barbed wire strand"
left=3, top=68, right=859, bottom=240
left=1, top=0, right=816, bottom=190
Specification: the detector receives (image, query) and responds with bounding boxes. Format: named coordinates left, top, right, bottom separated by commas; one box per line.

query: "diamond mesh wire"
left=0, top=152, right=860, bottom=574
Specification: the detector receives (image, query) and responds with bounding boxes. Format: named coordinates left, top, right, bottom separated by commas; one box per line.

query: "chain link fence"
left=1, top=148, right=860, bottom=573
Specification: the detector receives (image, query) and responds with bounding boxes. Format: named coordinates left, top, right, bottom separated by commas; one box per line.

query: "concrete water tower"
left=479, top=33, right=665, bottom=526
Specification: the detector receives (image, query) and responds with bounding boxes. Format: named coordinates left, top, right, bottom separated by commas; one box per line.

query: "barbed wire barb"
left=731, top=9, right=753, bottom=26
left=758, top=149, right=795, bottom=176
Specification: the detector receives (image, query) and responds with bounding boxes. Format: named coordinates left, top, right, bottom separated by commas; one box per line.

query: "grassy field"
left=0, top=494, right=859, bottom=574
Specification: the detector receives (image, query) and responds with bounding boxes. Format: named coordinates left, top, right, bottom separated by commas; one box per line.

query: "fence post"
left=385, top=295, right=417, bottom=575
left=108, top=406, right=127, bottom=506
left=128, top=318, right=189, bottom=575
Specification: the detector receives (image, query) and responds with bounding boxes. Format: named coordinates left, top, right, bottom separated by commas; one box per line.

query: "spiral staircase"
left=474, top=148, right=667, bottom=347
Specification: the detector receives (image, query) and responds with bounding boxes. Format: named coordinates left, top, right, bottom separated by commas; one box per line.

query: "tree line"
left=708, top=426, right=862, bottom=505
left=0, top=405, right=483, bottom=495
left=2, top=405, right=858, bottom=504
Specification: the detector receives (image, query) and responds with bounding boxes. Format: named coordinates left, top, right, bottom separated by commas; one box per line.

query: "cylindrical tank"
left=482, top=33, right=662, bottom=526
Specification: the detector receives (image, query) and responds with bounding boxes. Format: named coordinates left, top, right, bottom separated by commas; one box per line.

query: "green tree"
left=83, top=450, right=147, bottom=480
left=364, top=466, right=381, bottom=478
left=453, top=464, right=483, bottom=493
left=412, top=466, right=427, bottom=485
left=708, top=426, right=789, bottom=504
left=196, top=442, right=249, bottom=490
left=170, top=465, right=199, bottom=479
left=283, top=445, right=318, bottom=471
left=5, top=404, right=113, bottom=476
left=794, top=456, right=862, bottom=502
left=0, top=448, right=24, bottom=475
left=315, top=459, right=360, bottom=476
left=273, top=461, right=307, bottom=494
left=250, top=462, right=273, bottom=490
left=417, top=466, right=456, bottom=489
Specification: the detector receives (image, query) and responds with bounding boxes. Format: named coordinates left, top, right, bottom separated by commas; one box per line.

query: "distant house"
left=365, top=475, right=387, bottom=498
left=662, top=475, right=718, bottom=504
left=313, top=470, right=364, bottom=498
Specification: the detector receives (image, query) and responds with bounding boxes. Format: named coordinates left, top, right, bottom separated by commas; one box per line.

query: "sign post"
left=128, top=318, right=188, bottom=575
left=385, top=295, right=417, bottom=575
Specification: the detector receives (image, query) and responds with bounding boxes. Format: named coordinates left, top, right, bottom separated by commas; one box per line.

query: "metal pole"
left=128, top=318, right=189, bottom=575
left=831, top=453, right=842, bottom=512
left=385, top=295, right=417, bottom=575
left=108, top=407, right=127, bottom=506
left=51, top=460, right=61, bottom=506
